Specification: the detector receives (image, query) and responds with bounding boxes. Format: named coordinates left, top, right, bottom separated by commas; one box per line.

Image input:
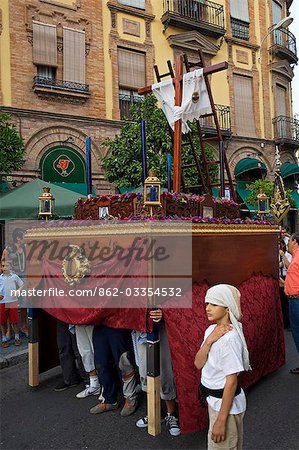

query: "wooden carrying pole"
left=138, top=58, right=228, bottom=193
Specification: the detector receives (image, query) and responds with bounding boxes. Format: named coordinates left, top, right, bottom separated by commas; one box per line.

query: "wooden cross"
left=138, top=55, right=228, bottom=192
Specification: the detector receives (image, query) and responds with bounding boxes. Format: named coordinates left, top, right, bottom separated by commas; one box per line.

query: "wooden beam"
left=138, top=61, right=228, bottom=95
left=173, top=54, right=183, bottom=193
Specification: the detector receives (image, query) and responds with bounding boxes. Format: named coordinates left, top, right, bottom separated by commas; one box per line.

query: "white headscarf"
left=205, top=284, right=251, bottom=371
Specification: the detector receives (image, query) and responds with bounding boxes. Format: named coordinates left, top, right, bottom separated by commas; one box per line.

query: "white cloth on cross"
left=151, top=69, right=212, bottom=134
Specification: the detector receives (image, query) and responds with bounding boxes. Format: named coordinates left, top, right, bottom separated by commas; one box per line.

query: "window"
left=33, top=22, right=57, bottom=67
left=233, top=75, right=256, bottom=137
left=230, top=0, right=249, bottom=40
left=37, top=65, right=56, bottom=80
left=118, top=48, right=145, bottom=118
left=118, top=0, right=145, bottom=9
left=272, top=1, right=283, bottom=45
left=63, top=27, right=86, bottom=84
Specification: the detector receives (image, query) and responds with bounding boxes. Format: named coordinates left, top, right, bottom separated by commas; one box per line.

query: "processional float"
left=25, top=51, right=283, bottom=436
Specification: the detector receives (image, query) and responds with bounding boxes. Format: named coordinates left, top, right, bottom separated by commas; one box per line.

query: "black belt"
left=287, top=295, right=299, bottom=299
left=198, top=382, right=241, bottom=407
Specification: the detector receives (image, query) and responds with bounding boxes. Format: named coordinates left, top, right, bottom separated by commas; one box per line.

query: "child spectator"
left=195, top=284, right=251, bottom=450
left=0, top=260, right=24, bottom=347
left=133, top=309, right=181, bottom=437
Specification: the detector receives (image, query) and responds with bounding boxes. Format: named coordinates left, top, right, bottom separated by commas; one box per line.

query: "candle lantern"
left=144, top=170, right=161, bottom=206
left=257, top=189, right=269, bottom=215
left=38, top=187, right=55, bottom=221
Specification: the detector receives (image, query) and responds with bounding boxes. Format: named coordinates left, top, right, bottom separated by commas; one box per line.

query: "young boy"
left=194, top=284, right=251, bottom=450
left=0, top=260, right=24, bottom=347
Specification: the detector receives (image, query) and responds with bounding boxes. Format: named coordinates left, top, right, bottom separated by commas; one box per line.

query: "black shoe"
left=54, top=381, right=80, bottom=392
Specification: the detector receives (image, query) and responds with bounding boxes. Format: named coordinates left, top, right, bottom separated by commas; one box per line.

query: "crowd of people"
left=1, top=226, right=298, bottom=449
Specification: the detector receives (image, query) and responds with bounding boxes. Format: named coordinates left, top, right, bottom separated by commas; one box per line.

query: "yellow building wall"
left=0, top=0, right=11, bottom=106
left=118, top=13, right=146, bottom=42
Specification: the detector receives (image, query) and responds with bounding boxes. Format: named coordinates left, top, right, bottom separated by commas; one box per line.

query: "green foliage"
left=101, top=95, right=217, bottom=190
left=0, top=114, right=25, bottom=173
left=245, top=178, right=295, bottom=208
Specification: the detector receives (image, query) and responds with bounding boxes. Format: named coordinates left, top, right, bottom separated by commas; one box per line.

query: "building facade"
left=0, top=0, right=298, bottom=215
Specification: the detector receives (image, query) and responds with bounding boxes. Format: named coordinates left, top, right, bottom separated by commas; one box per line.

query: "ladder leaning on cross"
left=138, top=50, right=236, bottom=200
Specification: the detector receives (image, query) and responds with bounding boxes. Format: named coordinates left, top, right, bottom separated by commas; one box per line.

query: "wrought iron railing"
left=33, top=77, right=90, bottom=93
left=270, top=27, right=297, bottom=57
left=230, top=17, right=249, bottom=41
left=200, top=105, right=231, bottom=133
left=119, top=93, right=142, bottom=119
left=273, top=116, right=299, bottom=141
left=163, top=0, right=225, bottom=29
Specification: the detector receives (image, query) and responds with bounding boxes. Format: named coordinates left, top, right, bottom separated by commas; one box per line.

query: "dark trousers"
left=93, top=326, right=137, bottom=404
left=56, top=320, right=87, bottom=385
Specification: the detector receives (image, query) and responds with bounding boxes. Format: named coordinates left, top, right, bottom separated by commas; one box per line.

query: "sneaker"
left=120, top=398, right=138, bottom=417
left=54, top=381, right=80, bottom=392
left=290, top=367, right=299, bottom=375
left=90, top=402, right=118, bottom=414
left=165, top=414, right=181, bottom=437
left=136, top=416, right=148, bottom=428
left=76, top=384, right=103, bottom=399
left=1, top=341, right=9, bottom=348
left=14, top=339, right=21, bottom=346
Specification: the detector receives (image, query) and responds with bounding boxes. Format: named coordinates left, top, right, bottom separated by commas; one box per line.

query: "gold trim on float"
left=25, top=223, right=279, bottom=239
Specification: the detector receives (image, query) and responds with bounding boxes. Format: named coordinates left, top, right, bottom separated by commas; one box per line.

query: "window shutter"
left=233, top=75, right=256, bottom=137
left=276, top=85, right=287, bottom=117
left=230, top=0, right=249, bottom=22
left=118, top=0, right=145, bottom=9
left=63, top=28, right=86, bottom=84
left=118, top=48, right=146, bottom=89
left=33, top=22, right=57, bottom=66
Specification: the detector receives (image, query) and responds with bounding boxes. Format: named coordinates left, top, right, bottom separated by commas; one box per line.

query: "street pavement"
left=0, top=331, right=298, bottom=450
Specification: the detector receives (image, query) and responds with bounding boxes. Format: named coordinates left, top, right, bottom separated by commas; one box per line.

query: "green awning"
left=0, top=179, right=83, bottom=219
left=52, top=182, right=95, bottom=196
left=290, top=190, right=299, bottom=209
left=236, top=181, right=255, bottom=211
left=234, top=158, right=267, bottom=178
left=280, top=162, right=299, bottom=179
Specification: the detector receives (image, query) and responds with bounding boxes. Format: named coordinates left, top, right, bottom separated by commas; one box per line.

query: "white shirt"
left=201, top=324, right=246, bottom=414
left=0, top=272, right=23, bottom=304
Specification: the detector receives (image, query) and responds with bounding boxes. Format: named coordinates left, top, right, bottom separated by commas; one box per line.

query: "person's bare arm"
left=194, top=325, right=232, bottom=370
left=211, top=374, right=238, bottom=443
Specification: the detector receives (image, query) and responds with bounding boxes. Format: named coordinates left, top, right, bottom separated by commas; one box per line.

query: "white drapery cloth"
left=205, top=284, right=252, bottom=371
left=151, top=69, right=212, bottom=134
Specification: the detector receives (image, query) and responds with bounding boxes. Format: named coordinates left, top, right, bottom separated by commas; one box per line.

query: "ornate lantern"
left=257, top=189, right=269, bottom=216
left=144, top=170, right=161, bottom=206
left=143, top=169, right=161, bottom=217
left=38, top=187, right=55, bottom=221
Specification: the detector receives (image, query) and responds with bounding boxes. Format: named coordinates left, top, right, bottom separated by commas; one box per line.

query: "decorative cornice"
left=0, top=106, right=122, bottom=128
left=107, top=2, right=155, bottom=22
left=167, top=31, right=219, bottom=57
left=225, top=37, right=259, bottom=51
left=271, top=60, right=295, bottom=81
left=39, top=0, right=81, bottom=11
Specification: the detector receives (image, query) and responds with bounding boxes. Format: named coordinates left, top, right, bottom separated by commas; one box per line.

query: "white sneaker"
left=76, top=384, right=103, bottom=399
left=165, top=414, right=181, bottom=437
left=136, top=416, right=148, bottom=428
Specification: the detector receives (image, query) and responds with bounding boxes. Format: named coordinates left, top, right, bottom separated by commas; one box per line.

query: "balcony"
left=119, top=92, right=141, bottom=119
left=161, top=0, right=225, bottom=38
left=270, top=27, right=298, bottom=65
left=33, top=77, right=90, bottom=103
left=230, top=18, right=249, bottom=41
left=273, top=116, right=299, bottom=149
left=200, top=105, right=231, bottom=136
